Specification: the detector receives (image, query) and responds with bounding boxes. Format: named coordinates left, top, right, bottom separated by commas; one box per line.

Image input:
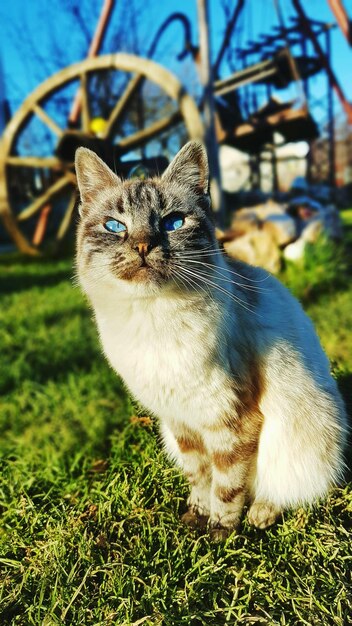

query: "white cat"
left=75, top=141, right=347, bottom=539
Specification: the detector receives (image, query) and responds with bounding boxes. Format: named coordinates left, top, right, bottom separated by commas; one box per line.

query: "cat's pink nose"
left=135, top=242, right=150, bottom=257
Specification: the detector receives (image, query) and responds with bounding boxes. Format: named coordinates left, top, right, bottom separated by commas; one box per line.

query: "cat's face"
left=75, top=141, right=217, bottom=297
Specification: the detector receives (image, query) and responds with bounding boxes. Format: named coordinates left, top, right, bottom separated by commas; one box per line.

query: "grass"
left=0, top=213, right=352, bottom=625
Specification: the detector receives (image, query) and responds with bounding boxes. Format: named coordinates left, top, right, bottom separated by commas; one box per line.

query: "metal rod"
left=326, top=27, right=336, bottom=187
left=238, top=24, right=331, bottom=57
left=292, top=0, right=352, bottom=123
left=301, top=36, right=312, bottom=183
left=147, top=13, right=194, bottom=60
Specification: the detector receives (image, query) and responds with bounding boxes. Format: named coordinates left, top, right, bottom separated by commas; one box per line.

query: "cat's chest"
left=94, top=297, right=225, bottom=420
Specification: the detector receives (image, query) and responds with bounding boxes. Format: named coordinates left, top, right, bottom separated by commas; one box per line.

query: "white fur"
left=79, top=259, right=346, bottom=511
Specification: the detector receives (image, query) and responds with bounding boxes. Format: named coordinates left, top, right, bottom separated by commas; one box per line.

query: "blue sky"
left=1, top=0, right=352, bottom=117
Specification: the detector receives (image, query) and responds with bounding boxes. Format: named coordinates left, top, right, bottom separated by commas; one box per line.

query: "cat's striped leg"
left=161, top=423, right=211, bottom=527
left=182, top=458, right=212, bottom=529
left=207, top=425, right=260, bottom=540
left=209, top=453, right=249, bottom=540
left=177, top=429, right=211, bottom=526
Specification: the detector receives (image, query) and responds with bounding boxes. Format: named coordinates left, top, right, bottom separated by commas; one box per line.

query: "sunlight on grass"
left=0, top=220, right=351, bottom=624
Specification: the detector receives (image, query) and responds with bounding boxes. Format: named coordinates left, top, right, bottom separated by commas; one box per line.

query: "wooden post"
left=196, top=0, right=225, bottom=227
left=69, top=0, right=115, bottom=126
left=32, top=204, right=52, bottom=246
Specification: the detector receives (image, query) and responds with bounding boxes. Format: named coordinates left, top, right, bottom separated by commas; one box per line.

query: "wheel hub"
left=55, top=131, right=116, bottom=167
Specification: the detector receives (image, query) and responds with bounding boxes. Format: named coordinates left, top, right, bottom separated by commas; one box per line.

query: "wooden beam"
left=80, top=73, right=91, bottom=133
left=103, top=73, right=144, bottom=138
left=328, top=0, right=352, bottom=45
left=117, top=110, right=182, bottom=152
left=17, top=173, right=75, bottom=221
left=32, top=104, right=63, bottom=137
left=56, top=191, right=78, bottom=240
left=6, top=156, right=63, bottom=168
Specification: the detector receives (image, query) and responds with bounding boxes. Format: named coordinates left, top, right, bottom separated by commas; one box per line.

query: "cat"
left=75, top=140, right=347, bottom=540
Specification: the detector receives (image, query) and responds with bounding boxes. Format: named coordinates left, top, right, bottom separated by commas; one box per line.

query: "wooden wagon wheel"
left=0, top=53, right=204, bottom=255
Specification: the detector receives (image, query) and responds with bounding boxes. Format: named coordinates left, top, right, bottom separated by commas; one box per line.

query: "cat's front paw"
left=187, top=486, right=210, bottom=517
left=208, top=520, right=238, bottom=542
left=247, top=501, right=281, bottom=529
left=181, top=506, right=208, bottom=529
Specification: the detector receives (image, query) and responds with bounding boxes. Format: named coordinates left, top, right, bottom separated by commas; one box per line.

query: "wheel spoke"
left=17, top=173, right=76, bottom=221
left=117, top=110, right=182, bottom=153
left=103, top=73, right=144, bottom=138
left=6, top=156, right=63, bottom=168
left=32, top=104, right=63, bottom=137
left=56, top=191, right=77, bottom=240
left=80, top=72, right=91, bottom=133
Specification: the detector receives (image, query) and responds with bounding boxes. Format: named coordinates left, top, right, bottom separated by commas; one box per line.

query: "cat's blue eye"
left=104, top=219, right=127, bottom=234
left=163, top=214, right=184, bottom=232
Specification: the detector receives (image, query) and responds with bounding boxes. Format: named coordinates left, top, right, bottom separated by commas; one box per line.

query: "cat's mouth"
left=134, top=266, right=152, bottom=279
left=118, top=260, right=167, bottom=284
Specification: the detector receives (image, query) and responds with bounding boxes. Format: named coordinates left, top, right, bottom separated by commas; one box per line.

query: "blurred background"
left=1, top=0, right=352, bottom=256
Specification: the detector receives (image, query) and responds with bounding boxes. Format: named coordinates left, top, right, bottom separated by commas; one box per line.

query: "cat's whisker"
left=173, top=247, right=218, bottom=255
left=174, top=258, right=270, bottom=292
left=169, top=259, right=213, bottom=297
left=174, top=269, right=211, bottom=299
left=173, top=272, right=191, bottom=294
left=176, top=267, right=215, bottom=300
left=170, top=244, right=222, bottom=257
left=172, top=262, right=258, bottom=315
left=174, top=252, right=271, bottom=284
left=172, top=231, right=195, bottom=247
left=182, top=269, right=257, bottom=315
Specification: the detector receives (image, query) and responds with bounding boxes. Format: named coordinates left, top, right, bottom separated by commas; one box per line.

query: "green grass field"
left=1, top=214, right=351, bottom=625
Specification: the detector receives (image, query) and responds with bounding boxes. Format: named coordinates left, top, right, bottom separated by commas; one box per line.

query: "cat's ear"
left=75, top=147, right=121, bottom=206
left=161, top=140, right=209, bottom=194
